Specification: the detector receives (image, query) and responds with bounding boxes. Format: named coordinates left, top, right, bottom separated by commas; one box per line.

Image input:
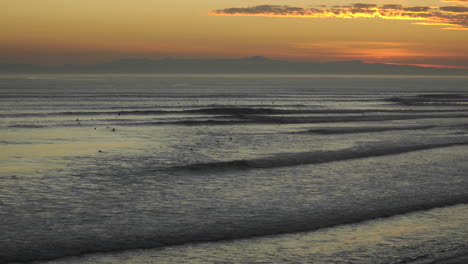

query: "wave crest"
left=175, top=138, right=468, bottom=171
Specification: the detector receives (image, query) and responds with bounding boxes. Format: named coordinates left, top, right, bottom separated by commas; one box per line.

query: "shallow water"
left=1, top=74, right=468, bottom=263
left=35, top=204, right=468, bottom=264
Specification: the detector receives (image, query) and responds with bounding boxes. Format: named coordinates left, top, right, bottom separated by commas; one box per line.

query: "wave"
left=3, top=193, right=468, bottom=263
left=7, top=124, right=47, bottom=129
left=186, top=108, right=468, bottom=115
left=0, top=110, right=172, bottom=117
left=386, top=94, right=468, bottom=106
left=5, top=113, right=468, bottom=130
left=2, top=107, right=466, bottom=118
left=416, top=94, right=466, bottom=99
left=245, top=113, right=468, bottom=124
left=294, top=125, right=437, bottom=134
left=131, top=113, right=468, bottom=126
left=175, top=138, right=468, bottom=171
left=3, top=137, right=468, bottom=263
left=0, top=140, right=34, bottom=144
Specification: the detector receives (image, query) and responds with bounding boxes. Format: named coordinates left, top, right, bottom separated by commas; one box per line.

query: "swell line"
left=1, top=107, right=466, bottom=118
left=4, top=199, right=468, bottom=263
left=3, top=139, right=468, bottom=263
left=386, top=94, right=468, bottom=106
left=293, top=125, right=437, bottom=134
left=174, top=138, right=468, bottom=172
left=121, top=113, right=468, bottom=126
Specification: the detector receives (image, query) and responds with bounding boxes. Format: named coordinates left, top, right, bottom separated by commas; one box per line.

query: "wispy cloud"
left=209, top=3, right=468, bottom=30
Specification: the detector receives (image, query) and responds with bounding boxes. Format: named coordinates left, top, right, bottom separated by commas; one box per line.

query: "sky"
left=1, top=0, right=468, bottom=68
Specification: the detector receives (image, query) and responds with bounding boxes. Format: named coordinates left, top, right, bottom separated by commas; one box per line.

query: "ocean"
left=1, top=74, right=468, bottom=264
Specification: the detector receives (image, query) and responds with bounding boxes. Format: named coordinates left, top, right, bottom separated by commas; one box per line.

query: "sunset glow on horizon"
left=1, top=0, right=468, bottom=69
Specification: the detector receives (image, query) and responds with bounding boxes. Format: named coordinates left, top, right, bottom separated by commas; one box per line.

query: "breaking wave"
left=175, top=138, right=468, bottom=171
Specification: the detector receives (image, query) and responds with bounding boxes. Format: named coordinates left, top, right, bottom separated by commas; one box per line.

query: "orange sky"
left=1, top=0, right=468, bottom=68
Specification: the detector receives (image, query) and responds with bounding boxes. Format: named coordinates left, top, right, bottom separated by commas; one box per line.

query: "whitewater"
left=1, top=74, right=468, bottom=264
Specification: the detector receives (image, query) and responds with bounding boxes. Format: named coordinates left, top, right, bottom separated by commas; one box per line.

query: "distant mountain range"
left=1, top=56, right=467, bottom=75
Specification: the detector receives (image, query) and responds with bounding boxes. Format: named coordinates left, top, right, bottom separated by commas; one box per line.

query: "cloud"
left=440, top=6, right=468, bottom=12
left=209, top=3, right=468, bottom=30
left=381, top=4, right=403, bottom=9
left=403, top=6, right=432, bottom=12
left=352, top=3, right=377, bottom=9
left=216, top=5, right=309, bottom=16
left=441, top=0, right=468, bottom=2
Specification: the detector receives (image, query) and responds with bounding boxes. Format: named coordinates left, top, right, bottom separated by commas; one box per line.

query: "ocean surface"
left=1, top=74, right=468, bottom=264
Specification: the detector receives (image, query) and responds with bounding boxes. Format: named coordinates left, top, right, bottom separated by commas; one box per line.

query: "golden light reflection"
left=0, top=127, right=145, bottom=176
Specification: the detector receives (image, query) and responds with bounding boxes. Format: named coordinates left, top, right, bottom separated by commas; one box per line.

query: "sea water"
left=1, top=74, right=468, bottom=263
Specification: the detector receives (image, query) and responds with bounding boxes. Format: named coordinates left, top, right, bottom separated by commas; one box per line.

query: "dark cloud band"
left=209, top=3, right=468, bottom=30
left=442, top=0, right=468, bottom=3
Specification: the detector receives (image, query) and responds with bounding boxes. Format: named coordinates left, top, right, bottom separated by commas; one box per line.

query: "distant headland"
left=1, top=56, right=467, bottom=75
